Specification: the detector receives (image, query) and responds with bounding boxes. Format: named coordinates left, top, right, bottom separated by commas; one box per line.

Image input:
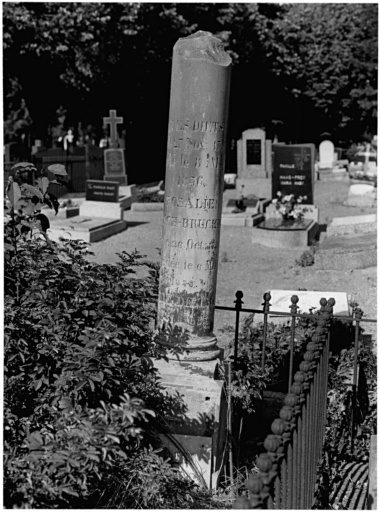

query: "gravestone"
left=154, top=30, right=231, bottom=489
left=81, top=180, right=136, bottom=219
left=236, top=128, right=272, bottom=195
left=343, top=183, right=377, bottom=208
left=271, top=143, right=315, bottom=203
left=319, top=140, right=335, bottom=169
left=317, top=139, right=348, bottom=179
left=253, top=143, right=319, bottom=246
left=103, top=109, right=127, bottom=185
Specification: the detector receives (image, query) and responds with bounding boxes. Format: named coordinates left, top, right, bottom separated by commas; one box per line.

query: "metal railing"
left=215, top=291, right=376, bottom=509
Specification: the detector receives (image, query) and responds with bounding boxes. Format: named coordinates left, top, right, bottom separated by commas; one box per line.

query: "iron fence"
left=215, top=291, right=376, bottom=509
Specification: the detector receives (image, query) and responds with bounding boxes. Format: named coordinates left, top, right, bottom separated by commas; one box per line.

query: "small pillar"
left=157, top=30, right=232, bottom=361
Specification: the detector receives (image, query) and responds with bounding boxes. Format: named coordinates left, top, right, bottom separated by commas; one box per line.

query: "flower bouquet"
left=272, top=192, right=309, bottom=220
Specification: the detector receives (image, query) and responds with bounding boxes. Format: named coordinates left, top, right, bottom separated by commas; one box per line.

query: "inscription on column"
left=158, top=115, right=225, bottom=333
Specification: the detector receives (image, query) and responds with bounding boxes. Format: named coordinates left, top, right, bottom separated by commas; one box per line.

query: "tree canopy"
left=3, top=2, right=378, bottom=182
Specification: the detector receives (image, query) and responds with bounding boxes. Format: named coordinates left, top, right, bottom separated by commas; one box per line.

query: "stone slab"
left=267, top=289, right=350, bottom=317
left=131, top=202, right=165, bottom=211
left=47, top=216, right=127, bottom=243
left=252, top=220, right=319, bottom=248
left=80, top=197, right=132, bottom=220
left=343, top=195, right=377, bottom=208
left=327, top=214, right=377, bottom=237
left=314, top=232, right=377, bottom=270
left=221, top=213, right=264, bottom=227
left=368, top=435, right=377, bottom=509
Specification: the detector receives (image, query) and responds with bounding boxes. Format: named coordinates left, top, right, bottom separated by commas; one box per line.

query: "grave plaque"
left=246, top=139, right=261, bottom=165
left=86, top=180, right=119, bottom=202
left=272, top=144, right=315, bottom=203
left=104, top=149, right=125, bottom=175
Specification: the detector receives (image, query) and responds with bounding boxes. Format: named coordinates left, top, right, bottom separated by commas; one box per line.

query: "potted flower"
left=272, top=192, right=309, bottom=222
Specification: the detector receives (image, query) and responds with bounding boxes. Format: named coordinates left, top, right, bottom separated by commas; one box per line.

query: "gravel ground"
left=72, top=179, right=377, bottom=346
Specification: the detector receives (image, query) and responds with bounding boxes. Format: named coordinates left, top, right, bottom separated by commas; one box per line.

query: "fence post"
left=234, top=291, right=244, bottom=364
left=288, top=295, right=299, bottom=391
left=261, top=292, right=271, bottom=371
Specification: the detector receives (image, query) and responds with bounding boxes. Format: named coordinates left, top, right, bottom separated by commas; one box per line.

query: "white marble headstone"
left=319, top=140, right=335, bottom=168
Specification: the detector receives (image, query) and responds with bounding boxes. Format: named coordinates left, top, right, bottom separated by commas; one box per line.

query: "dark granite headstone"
left=86, top=180, right=119, bottom=202
left=272, top=144, right=315, bottom=203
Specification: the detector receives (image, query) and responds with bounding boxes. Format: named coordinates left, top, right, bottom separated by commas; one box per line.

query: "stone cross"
left=103, top=109, right=123, bottom=148
left=157, top=31, right=232, bottom=361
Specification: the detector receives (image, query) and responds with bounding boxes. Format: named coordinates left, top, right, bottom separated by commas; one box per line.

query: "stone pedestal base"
left=157, top=333, right=222, bottom=361
left=154, top=358, right=227, bottom=489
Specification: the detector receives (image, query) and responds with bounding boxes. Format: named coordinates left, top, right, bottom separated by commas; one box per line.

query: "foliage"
left=3, top=163, right=216, bottom=508
left=295, top=243, right=318, bottom=267
left=137, top=187, right=165, bottom=203
left=272, top=192, right=310, bottom=220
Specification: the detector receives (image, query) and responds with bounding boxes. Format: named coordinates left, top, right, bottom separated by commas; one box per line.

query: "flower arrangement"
left=272, top=192, right=309, bottom=220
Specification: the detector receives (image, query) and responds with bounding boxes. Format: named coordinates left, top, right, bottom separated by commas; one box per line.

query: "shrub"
left=295, top=243, right=318, bottom=267
left=4, top=161, right=212, bottom=508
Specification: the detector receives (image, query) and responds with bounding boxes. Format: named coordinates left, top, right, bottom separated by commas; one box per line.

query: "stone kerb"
left=327, top=214, right=377, bottom=237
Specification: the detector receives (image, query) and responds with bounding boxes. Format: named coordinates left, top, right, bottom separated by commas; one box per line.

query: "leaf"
left=48, top=163, right=68, bottom=176
left=37, top=176, right=50, bottom=194
left=7, top=181, right=22, bottom=208
left=35, top=214, right=50, bottom=233
left=21, top=184, right=43, bottom=200
left=23, top=202, right=35, bottom=216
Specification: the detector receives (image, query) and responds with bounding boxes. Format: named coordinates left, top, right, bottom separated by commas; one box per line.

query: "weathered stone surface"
left=157, top=31, right=231, bottom=360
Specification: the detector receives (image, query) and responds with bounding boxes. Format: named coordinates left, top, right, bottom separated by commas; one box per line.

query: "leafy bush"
left=4, top=162, right=215, bottom=508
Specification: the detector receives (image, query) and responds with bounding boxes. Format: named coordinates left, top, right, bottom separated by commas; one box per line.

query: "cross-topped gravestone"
left=103, top=109, right=124, bottom=148
left=102, top=109, right=127, bottom=184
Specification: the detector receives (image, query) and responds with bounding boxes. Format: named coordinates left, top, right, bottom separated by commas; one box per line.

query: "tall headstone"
left=272, top=144, right=315, bottom=203
left=236, top=128, right=272, bottom=195
left=155, top=31, right=231, bottom=489
left=157, top=31, right=231, bottom=361
left=103, top=109, right=127, bottom=185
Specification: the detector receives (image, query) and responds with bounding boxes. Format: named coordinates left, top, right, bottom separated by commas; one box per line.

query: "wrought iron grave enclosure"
left=215, top=292, right=376, bottom=509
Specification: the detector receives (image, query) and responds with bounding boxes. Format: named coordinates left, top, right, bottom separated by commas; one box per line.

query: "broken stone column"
left=154, top=31, right=231, bottom=490
left=157, top=30, right=231, bottom=361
